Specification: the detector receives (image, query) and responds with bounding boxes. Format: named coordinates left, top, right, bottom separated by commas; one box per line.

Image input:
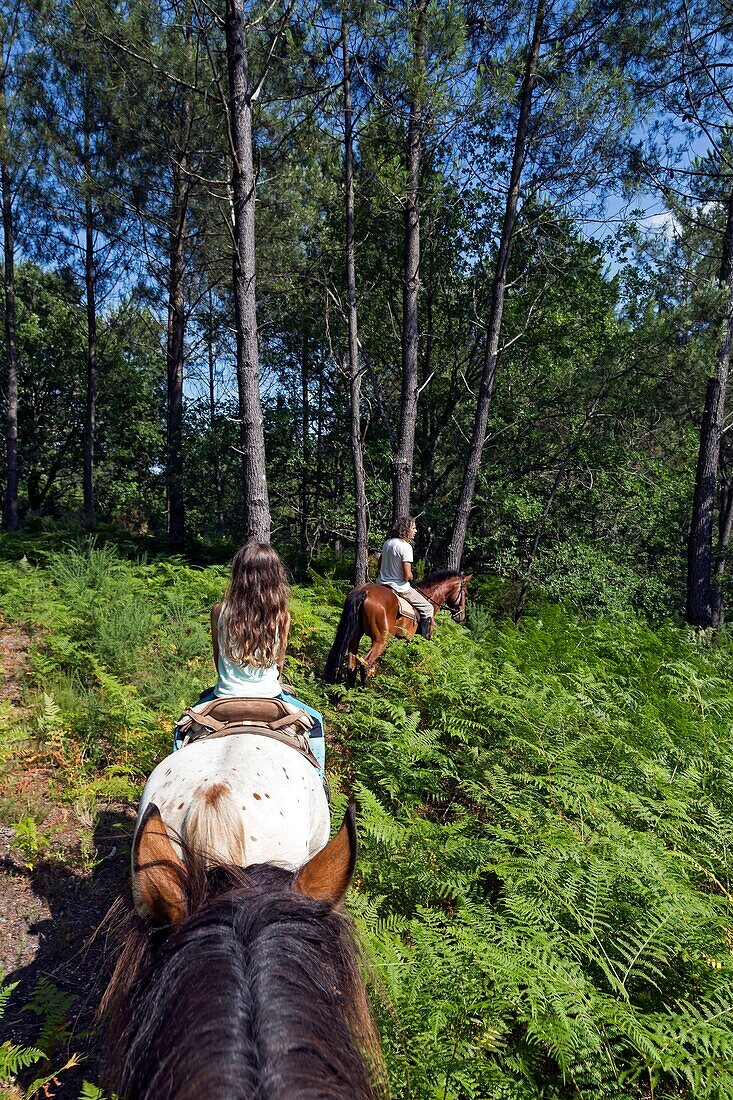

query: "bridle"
left=445, top=576, right=467, bottom=623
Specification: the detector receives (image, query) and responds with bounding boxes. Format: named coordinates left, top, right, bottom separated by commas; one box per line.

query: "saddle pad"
left=395, top=592, right=418, bottom=620
left=377, top=585, right=418, bottom=620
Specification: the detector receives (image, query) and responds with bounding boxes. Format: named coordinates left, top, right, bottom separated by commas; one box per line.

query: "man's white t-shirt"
left=379, top=537, right=413, bottom=591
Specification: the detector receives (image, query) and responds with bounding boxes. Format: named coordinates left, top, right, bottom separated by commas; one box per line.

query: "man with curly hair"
left=377, top=515, right=434, bottom=638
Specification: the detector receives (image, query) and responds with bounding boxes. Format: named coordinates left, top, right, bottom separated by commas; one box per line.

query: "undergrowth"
left=2, top=539, right=733, bottom=1097
left=0, top=974, right=103, bottom=1099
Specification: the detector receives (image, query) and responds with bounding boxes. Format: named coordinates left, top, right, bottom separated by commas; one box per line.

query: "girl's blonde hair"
left=219, top=542, right=289, bottom=668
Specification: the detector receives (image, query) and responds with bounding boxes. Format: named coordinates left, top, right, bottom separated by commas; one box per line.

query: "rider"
left=377, top=516, right=434, bottom=639
left=175, top=542, right=325, bottom=777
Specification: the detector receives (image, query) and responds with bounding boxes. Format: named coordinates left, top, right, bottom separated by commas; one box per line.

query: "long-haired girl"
left=176, top=542, right=325, bottom=775
left=213, top=541, right=291, bottom=697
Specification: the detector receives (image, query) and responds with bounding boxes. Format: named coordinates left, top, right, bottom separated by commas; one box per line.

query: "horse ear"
left=295, top=804, right=357, bottom=907
left=132, top=803, right=188, bottom=926
left=463, top=573, right=474, bottom=583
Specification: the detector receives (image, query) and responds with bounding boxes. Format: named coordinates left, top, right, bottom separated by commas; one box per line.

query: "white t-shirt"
left=379, top=537, right=413, bottom=591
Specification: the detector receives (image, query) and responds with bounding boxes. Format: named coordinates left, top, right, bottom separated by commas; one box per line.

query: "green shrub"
left=2, top=540, right=733, bottom=1096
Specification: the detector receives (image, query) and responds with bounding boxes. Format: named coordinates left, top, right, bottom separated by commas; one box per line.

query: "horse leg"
left=361, top=621, right=388, bottom=681
left=346, top=632, right=363, bottom=689
left=357, top=596, right=392, bottom=684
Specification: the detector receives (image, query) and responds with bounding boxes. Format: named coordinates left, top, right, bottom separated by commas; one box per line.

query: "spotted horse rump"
left=133, top=734, right=330, bottom=913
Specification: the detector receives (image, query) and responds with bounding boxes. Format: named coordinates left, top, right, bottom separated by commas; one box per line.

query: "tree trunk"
left=446, top=0, right=546, bottom=570
left=1, top=91, right=19, bottom=531
left=343, top=16, right=369, bottom=586
left=416, top=278, right=434, bottom=511
left=207, top=291, right=225, bottom=534
left=83, top=180, right=97, bottom=528
left=166, top=91, right=191, bottom=550
left=225, top=0, right=271, bottom=543
left=166, top=155, right=188, bottom=548
left=711, top=477, right=733, bottom=628
left=299, top=327, right=310, bottom=567
left=314, top=368, right=323, bottom=542
left=686, top=187, right=733, bottom=627
left=392, top=0, right=428, bottom=523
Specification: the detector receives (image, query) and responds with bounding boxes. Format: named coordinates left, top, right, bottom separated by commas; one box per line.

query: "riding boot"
left=417, top=615, right=433, bottom=639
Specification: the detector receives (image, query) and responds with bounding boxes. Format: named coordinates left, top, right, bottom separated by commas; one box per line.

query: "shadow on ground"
left=0, top=807, right=135, bottom=1098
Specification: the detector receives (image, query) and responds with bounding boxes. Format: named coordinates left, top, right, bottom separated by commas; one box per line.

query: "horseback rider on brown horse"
left=376, top=516, right=435, bottom=639
left=323, top=517, right=472, bottom=686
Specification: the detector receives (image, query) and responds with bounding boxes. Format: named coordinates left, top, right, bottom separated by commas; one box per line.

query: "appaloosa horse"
left=133, top=731, right=330, bottom=875
left=323, top=570, right=472, bottom=686
left=102, top=791, right=384, bottom=1100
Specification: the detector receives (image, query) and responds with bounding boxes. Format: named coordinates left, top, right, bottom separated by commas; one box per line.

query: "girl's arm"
left=211, top=603, right=222, bottom=672
left=278, top=611, right=291, bottom=675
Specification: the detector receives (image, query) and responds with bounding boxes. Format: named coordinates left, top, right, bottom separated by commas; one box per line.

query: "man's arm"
left=402, top=561, right=413, bottom=583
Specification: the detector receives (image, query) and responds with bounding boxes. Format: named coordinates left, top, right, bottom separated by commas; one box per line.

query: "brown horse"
left=323, top=570, right=472, bottom=686
left=102, top=804, right=384, bottom=1100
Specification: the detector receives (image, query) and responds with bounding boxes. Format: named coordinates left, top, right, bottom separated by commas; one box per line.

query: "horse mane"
left=102, top=854, right=384, bottom=1100
left=416, top=568, right=462, bottom=588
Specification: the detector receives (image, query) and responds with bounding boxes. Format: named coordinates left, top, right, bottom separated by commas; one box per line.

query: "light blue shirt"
left=215, top=613, right=282, bottom=698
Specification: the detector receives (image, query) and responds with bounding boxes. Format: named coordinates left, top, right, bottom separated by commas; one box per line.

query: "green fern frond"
left=0, top=1039, right=46, bottom=1078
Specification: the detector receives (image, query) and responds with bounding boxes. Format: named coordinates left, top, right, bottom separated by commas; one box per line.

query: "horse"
left=132, top=731, right=330, bottom=875
left=323, top=570, right=472, bottom=687
left=102, top=740, right=384, bottom=1100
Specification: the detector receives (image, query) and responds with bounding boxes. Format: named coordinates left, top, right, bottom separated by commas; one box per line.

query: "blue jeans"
left=280, top=692, right=325, bottom=777
left=173, top=689, right=326, bottom=779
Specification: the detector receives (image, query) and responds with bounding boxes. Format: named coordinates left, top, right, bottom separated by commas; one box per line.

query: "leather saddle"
left=174, top=696, right=320, bottom=771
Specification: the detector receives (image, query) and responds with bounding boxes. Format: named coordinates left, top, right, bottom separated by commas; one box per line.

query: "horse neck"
left=419, top=576, right=456, bottom=604
left=110, top=886, right=378, bottom=1100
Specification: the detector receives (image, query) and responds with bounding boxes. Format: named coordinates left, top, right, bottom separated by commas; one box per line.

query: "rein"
left=419, top=575, right=466, bottom=621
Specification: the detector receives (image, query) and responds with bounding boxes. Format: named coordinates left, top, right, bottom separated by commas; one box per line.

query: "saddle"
left=174, top=696, right=320, bottom=771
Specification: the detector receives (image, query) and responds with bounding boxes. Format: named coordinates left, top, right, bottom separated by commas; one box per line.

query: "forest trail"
left=0, top=616, right=31, bottom=712
left=0, top=621, right=135, bottom=1097
left=0, top=617, right=42, bottom=979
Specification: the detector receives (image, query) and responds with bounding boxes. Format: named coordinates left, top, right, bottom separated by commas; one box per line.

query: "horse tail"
left=323, top=588, right=367, bottom=683
left=181, top=784, right=247, bottom=866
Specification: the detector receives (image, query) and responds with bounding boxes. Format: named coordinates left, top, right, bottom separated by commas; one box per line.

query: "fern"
left=21, top=979, right=76, bottom=1058
left=77, top=1083, right=108, bottom=1100
left=0, top=978, right=45, bottom=1092
left=0, top=1040, right=46, bottom=1079
left=6, top=543, right=733, bottom=1096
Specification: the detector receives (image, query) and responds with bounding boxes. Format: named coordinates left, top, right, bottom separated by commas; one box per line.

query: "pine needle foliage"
left=3, top=541, right=733, bottom=1096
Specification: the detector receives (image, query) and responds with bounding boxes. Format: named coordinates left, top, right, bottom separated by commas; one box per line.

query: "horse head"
left=444, top=572, right=472, bottom=624
left=104, top=803, right=383, bottom=1100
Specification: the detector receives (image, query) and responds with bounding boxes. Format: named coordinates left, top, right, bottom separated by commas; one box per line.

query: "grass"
left=1, top=536, right=733, bottom=1097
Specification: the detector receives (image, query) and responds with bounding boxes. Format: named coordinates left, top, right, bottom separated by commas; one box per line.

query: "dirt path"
left=0, top=620, right=136, bottom=1097
left=0, top=618, right=31, bottom=708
